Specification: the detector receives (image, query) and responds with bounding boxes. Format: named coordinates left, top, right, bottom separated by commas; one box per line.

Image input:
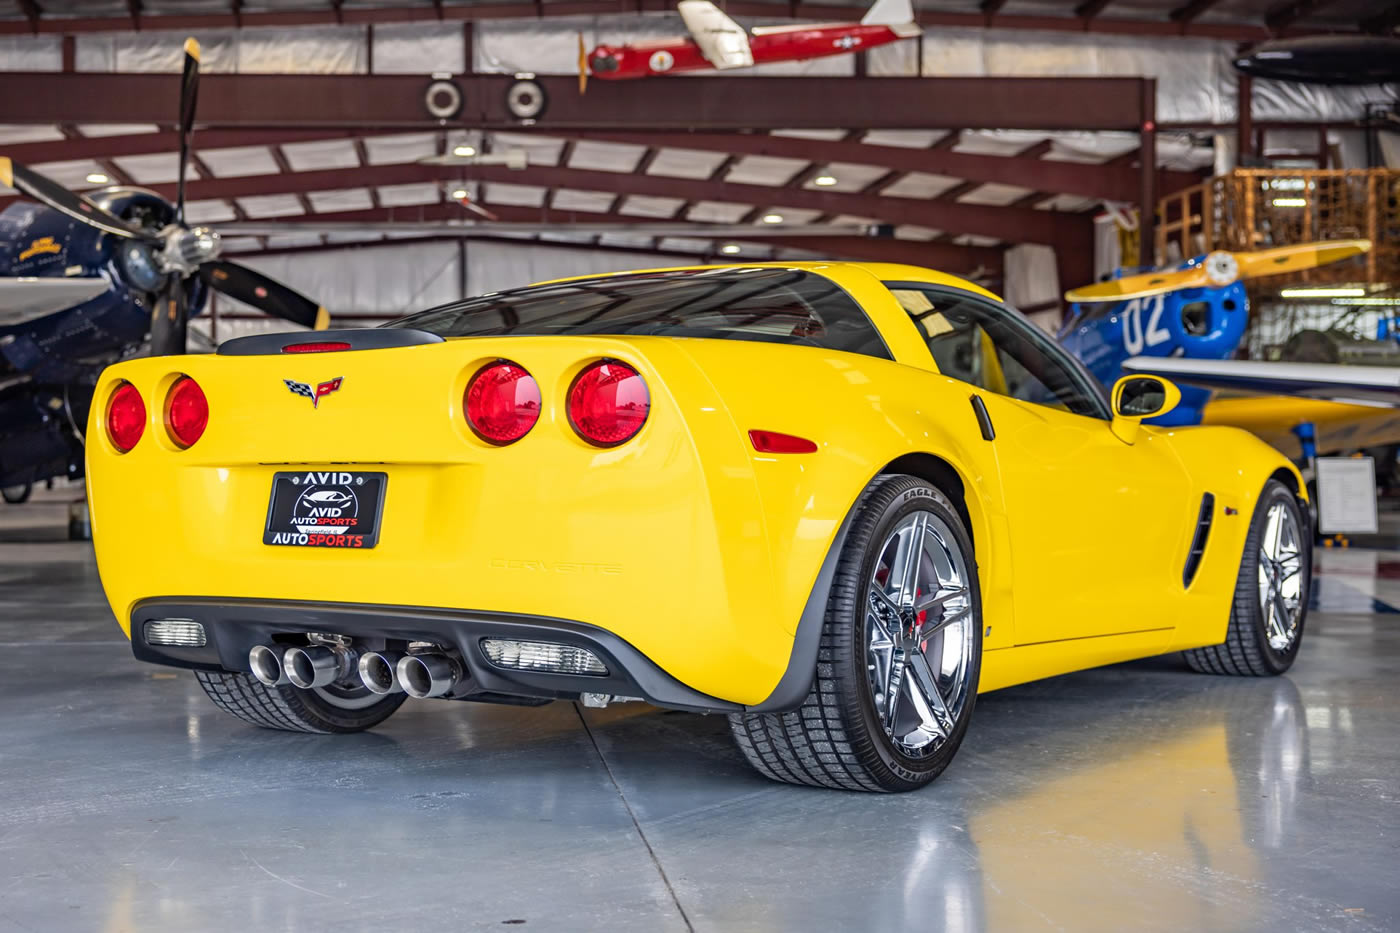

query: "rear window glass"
left=386, top=267, right=891, bottom=360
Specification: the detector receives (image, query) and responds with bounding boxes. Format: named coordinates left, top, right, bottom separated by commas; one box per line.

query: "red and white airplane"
left=579, top=0, right=920, bottom=88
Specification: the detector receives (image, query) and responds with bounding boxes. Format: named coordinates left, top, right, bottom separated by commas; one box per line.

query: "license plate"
left=264, top=470, right=387, bottom=549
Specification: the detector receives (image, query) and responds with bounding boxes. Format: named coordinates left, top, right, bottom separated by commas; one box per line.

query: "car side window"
left=886, top=284, right=1109, bottom=420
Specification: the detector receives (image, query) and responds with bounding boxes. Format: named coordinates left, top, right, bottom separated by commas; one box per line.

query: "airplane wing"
left=1122, top=356, right=1400, bottom=407
left=0, top=277, right=110, bottom=327
left=677, top=0, right=755, bottom=69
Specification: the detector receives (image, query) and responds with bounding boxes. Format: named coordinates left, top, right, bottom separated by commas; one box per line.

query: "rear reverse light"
left=568, top=360, right=650, bottom=447
left=749, top=430, right=818, bottom=454
left=282, top=341, right=351, bottom=353
left=106, top=381, right=145, bottom=452
left=164, top=376, right=209, bottom=448
left=464, top=360, right=541, bottom=444
left=481, top=639, right=608, bottom=676
left=143, top=619, right=206, bottom=647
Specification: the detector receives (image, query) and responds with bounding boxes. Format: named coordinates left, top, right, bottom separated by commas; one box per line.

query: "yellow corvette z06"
left=87, top=263, right=1311, bottom=792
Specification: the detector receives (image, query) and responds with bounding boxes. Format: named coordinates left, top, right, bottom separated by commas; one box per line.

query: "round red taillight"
left=165, top=376, right=208, bottom=448
left=106, top=381, right=145, bottom=453
left=465, top=361, right=541, bottom=445
left=567, top=360, right=650, bottom=447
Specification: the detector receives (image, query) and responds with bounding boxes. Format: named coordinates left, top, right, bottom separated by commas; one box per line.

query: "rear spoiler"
left=217, top=328, right=444, bottom=356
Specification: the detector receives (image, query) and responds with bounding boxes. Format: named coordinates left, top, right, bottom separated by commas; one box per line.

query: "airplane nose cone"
left=1204, top=251, right=1239, bottom=286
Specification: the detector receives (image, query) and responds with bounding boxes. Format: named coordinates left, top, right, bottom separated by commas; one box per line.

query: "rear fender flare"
left=746, top=450, right=991, bottom=713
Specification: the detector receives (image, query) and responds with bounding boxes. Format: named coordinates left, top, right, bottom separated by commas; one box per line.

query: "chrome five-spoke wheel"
left=727, top=475, right=981, bottom=791
left=866, top=510, right=976, bottom=757
left=1184, top=479, right=1310, bottom=677
left=1257, top=499, right=1303, bottom=652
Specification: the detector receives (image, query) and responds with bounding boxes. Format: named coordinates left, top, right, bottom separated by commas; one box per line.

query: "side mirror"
left=1110, top=374, right=1181, bottom=444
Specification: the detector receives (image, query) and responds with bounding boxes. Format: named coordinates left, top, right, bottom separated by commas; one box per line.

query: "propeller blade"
left=175, top=37, right=201, bottom=225
left=578, top=33, right=589, bottom=95
left=1236, top=238, right=1372, bottom=281
left=1065, top=238, right=1375, bottom=304
left=199, top=261, right=329, bottom=331
left=1064, top=267, right=1209, bottom=304
left=460, top=199, right=500, bottom=222
left=149, top=276, right=189, bottom=357
left=0, top=157, right=150, bottom=241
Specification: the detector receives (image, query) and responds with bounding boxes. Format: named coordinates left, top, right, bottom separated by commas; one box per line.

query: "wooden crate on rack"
left=1154, top=168, right=1398, bottom=286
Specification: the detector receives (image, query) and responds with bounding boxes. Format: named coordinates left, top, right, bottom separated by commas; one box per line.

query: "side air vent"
left=1183, top=493, right=1215, bottom=588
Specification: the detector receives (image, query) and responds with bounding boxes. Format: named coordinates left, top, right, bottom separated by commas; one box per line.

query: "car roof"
left=531, top=261, right=1004, bottom=305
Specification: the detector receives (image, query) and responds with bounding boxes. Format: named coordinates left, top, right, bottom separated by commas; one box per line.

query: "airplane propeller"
left=1064, top=239, right=1373, bottom=304
left=0, top=36, right=327, bottom=357
left=578, top=33, right=590, bottom=95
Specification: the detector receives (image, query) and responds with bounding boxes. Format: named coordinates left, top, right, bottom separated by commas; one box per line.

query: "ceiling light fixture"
left=453, top=144, right=477, bottom=158
left=1271, top=197, right=1307, bottom=207
left=813, top=175, right=838, bottom=187
left=450, top=188, right=469, bottom=200
left=720, top=244, right=742, bottom=255
left=85, top=172, right=109, bottom=184
left=1280, top=286, right=1366, bottom=299
left=762, top=213, right=784, bottom=224
left=1330, top=296, right=1400, bottom=306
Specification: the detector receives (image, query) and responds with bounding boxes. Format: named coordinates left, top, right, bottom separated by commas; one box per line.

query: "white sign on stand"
left=1316, top=457, right=1379, bottom=534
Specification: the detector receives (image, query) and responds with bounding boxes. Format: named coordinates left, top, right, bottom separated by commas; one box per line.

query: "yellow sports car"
left=86, top=262, right=1311, bottom=792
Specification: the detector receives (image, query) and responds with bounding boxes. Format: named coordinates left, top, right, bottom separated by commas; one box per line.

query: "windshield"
left=386, top=267, right=892, bottom=360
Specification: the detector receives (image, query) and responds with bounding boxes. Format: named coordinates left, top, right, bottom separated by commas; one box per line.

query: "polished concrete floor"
left=2, top=489, right=1399, bottom=932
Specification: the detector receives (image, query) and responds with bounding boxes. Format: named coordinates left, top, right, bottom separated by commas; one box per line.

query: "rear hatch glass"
left=386, top=267, right=891, bottom=360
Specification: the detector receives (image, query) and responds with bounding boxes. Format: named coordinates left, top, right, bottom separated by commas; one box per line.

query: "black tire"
left=1, top=482, right=32, bottom=505
left=194, top=670, right=407, bottom=734
left=728, top=474, right=982, bottom=792
left=1184, top=480, right=1310, bottom=676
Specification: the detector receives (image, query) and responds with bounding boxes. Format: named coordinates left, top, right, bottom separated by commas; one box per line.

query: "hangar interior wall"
left=196, top=239, right=691, bottom=342
left=3, top=18, right=1392, bottom=331
left=2, top=18, right=1389, bottom=125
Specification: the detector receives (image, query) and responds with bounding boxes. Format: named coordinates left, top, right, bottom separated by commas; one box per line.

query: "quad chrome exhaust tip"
left=357, top=651, right=405, bottom=695
left=249, top=644, right=289, bottom=686
left=396, top=653, right=463, bottom=699
left=283, top=644, right=355, bottom=689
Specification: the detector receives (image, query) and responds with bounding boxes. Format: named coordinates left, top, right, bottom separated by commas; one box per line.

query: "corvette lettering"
left=284, top=376, right=343, bottom=409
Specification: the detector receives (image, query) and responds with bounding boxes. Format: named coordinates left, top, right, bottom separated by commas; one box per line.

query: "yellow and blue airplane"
left=1057, top=239, right=1397, bottom=464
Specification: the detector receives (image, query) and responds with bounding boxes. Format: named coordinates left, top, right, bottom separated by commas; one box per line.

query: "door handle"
left=970, top=394, right=995, bottom=441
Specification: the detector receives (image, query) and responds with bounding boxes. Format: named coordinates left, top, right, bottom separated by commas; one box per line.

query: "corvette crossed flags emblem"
left=284, top=377, right=343, bottom=409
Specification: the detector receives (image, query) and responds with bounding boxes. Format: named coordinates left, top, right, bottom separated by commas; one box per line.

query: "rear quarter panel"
left=1150, top=422, right=1306, bottom=652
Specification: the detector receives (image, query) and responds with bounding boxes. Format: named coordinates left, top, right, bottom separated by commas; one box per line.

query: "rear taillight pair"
left=465, top=359, right=649, bottom=448
left=106, top=377, right=208, bottom=453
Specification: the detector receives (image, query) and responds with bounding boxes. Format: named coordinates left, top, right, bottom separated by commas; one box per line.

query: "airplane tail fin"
left=861, top=0, right=915, bottom=27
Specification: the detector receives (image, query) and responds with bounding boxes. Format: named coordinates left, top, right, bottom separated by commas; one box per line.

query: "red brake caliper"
left=916, top=587, right=928, bottom=652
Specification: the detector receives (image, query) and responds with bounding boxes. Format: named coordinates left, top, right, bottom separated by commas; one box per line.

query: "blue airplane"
left=0, top=38, right=325, bottom=503
left=1055, top=239, right=1397, bottom=464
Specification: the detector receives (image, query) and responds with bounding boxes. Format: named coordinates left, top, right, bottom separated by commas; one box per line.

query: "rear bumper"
left=132, top=597, right=742, bottom=714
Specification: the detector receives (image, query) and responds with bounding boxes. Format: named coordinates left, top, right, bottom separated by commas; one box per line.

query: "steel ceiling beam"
left=220, top=233, right=727, bottom=266
left=562, top=130, right=1201, bottom=202
left=1, top=128, right=355, bottom=164
left=5, top=126, right=1203, bottom=204
left=216, top=201, right=1005, bottom=270
left=0, top=72, right=1153, bottom=132
left=0, top=0, right=1341, bottom=39
left=1, top=158, right=1085, bottom=247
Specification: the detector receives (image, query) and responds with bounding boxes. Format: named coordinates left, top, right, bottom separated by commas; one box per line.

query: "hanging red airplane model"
left=577, top=0, right=920, bottom=90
